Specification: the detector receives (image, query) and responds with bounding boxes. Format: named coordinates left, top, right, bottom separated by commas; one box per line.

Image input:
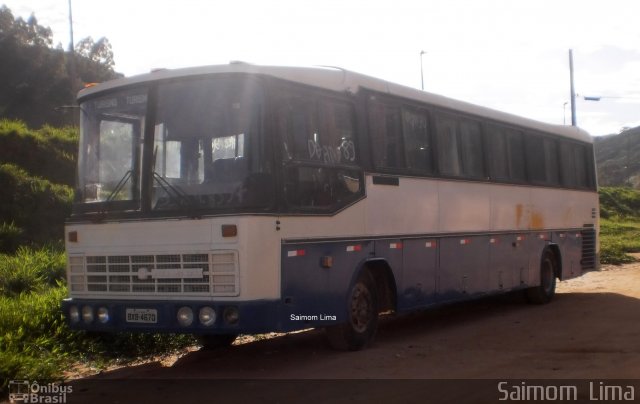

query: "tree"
left=0, top=6, right=121, bottom=128
left=74, top=36, right=119, bottom=84
left=75, top=36, right=115, bottom=69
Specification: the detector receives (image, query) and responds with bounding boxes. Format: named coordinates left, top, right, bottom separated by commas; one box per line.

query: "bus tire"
left=325, top=270, right=379, bottom=351
left=526, top=249, right=557, bottom=304
left=199, top=334, right=237, bottom=350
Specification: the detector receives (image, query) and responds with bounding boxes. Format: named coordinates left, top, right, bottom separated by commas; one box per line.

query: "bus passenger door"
left=399, top=239, right=438, bottom=309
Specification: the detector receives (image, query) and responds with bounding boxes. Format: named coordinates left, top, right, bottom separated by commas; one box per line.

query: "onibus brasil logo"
left=9, top=380, right=72, bottom=403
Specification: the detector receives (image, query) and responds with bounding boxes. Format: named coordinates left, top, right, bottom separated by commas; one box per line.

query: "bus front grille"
left=68, top=251, right=239, bottom=297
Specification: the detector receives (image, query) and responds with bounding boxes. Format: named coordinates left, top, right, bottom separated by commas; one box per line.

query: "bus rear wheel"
left=526, top=249, right=557, bottom=304
left=326, top=271, right=379, bottom=351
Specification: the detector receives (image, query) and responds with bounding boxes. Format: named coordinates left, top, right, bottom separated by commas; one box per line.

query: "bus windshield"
left=77, top=77, right=273, bottom=214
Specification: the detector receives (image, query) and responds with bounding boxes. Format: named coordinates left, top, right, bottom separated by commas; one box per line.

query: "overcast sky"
left=4, top=0, right=640, bottom=136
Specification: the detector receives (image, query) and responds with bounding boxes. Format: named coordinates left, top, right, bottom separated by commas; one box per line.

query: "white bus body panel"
left=66, top=217, right=281, bottom=301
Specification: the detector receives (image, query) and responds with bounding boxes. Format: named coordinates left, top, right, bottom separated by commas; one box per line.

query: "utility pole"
left=420, top=50, right=426, bottom=90
left=569, top=49, right=577, bottom=126
left=67, top=0, right=78, bottom=124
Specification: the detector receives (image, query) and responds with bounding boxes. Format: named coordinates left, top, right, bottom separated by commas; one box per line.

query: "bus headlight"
left=199, top=307, right=216, bottom=327
left=97, top=307, right=110, bottom=324
left=223, top=306, right=239, bottom=325
left=177, top=306, right=194, bottom=327
left=82, top=306, right=94, bottom=324
left=69, top=305, right=80, bottom=323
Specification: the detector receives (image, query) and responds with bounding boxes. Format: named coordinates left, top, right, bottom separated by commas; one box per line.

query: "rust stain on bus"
left=515, top=204, right=524, bottom=227
left=531, top=211, right=544, bottom=229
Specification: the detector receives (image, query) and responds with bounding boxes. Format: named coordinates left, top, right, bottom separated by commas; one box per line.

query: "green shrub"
left=0, top=247, right=66, bottom=297
left=599, top=219, right=640, bottom=265
left=599, top=187, right=640, bottom=219
left=0, top=287, right=72, bottom=392
left=0, top=119, right=77, bottom=186
left=0, top=222, right=23, bottom=254
left=0, top=164, right=73, bottom=245
left=0, top=280, right=196, bottom=394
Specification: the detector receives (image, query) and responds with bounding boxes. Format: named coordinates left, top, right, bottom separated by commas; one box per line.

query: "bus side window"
left=527, top=134, right=561, bottom=186
left=280, top=100, right=317, bottom=162
left=525, top=134, right=546, bottom=184
left=505, top=129, right=526, bottom=182
left=284, top=166, right=361, bottom=209
left=435, top=114, right=462, bottom=176
left=559, top=141, right=577, bottom=188
left=319, top=101, right=358, bottom=165
left=585, top=144, right=597, bottom=189
left=459, top=119, right=484, bottom=178
left=544, top=138, right=560, bottom=186
left=369, top=100, right=405, bottom=169
left=402, top=108, right=432, bottom=173
left=485, top=125, right=509, bottom=181
left=573, top=143, right=589, bottom=188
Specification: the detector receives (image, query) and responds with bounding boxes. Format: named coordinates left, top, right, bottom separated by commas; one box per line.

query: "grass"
left=0, top=247, right=196, bottom=396
left=0, top=246, right=66, bottom=297
left=0, top=119, right=77, bottom=185
left=598, top=187, right=640, bottom=265
left=0, top=286, right=73, bottom=387
left=0, top=163, right=73, bottom=250
left=0, top=249, right=72, bottom=393
left=0, top=222, right=22, bottom=253
left=599, top=219, right=640, bottom=265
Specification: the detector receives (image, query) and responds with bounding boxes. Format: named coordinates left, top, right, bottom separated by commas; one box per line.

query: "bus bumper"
left=61, top=298, right=283, bottom=334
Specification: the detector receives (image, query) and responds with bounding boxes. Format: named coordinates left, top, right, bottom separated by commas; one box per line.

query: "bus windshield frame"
left=74, top=75, right=276, bottom=218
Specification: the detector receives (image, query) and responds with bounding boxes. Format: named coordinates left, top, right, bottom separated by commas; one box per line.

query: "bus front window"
left=152, top=78, right=272, bottom=211
left=78, top=89, right=146, bottom=204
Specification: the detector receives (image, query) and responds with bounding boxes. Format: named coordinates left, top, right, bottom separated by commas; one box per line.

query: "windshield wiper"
left=105, top=170, right=133, bottom=202
left=89, top=170, right=133, bottom=223
left=152, top=172, right=201, bottom=216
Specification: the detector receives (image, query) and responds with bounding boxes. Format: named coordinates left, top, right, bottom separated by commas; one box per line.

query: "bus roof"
left=78, top=62, right=592, bottom=143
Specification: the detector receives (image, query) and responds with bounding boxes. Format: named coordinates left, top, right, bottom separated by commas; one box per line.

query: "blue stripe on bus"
left=280, top=230, right=588, bottom=329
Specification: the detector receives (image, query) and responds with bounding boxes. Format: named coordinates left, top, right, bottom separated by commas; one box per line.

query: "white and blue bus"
left=62, top=63, right=598, bottom=350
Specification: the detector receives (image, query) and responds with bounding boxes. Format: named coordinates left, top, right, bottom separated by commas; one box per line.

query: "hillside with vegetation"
left=0, top=120, right=76, bottom=251
left=594, top=126, right=640, bottom=188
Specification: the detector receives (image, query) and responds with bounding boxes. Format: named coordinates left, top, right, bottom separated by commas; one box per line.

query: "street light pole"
left=569, top=49, right=577, bottom=126
left=420, top=50, right=426, bottom=90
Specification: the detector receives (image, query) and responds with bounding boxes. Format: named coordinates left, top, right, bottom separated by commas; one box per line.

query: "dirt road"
left=66, top=262, right=640, bottom=403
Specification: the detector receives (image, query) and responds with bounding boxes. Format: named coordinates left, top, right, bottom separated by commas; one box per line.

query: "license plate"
left=126, top=308, right=157, bottom=323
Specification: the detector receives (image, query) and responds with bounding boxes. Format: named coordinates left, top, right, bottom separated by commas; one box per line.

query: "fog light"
left=199, top=307, right=216, bottom=327
left=82, top=306, right=94, bottom=324
left=97, top=307, right=110, bottom=324
left=177, top=306, right=194, bottom=327
left=223, top=306, right=239, bottom=325
left=69, top=305, right=80, bottom=323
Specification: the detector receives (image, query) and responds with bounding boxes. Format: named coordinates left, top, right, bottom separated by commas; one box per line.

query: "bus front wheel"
left=326, top=271, right=379, bottom=351
left=526, top=249, right=557, bottom=304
